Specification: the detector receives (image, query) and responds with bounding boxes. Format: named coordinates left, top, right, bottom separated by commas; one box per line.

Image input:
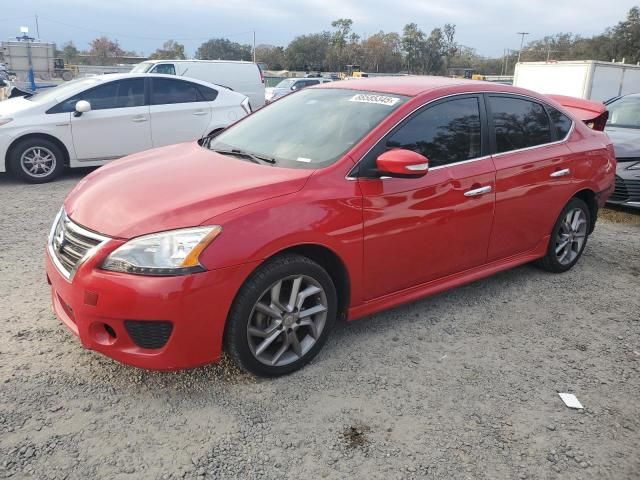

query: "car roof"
left=318, top=75, right=536, bottom=97
left=74, top=73, right=235, bottom=91
left=138, top=59, right=257, bottom=65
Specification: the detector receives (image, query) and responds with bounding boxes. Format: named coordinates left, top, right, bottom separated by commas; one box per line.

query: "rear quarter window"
left=547, top=107, right=573, bottom=140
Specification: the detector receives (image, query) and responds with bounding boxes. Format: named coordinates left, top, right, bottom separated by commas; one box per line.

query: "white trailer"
left=513, top=60, right=640, bottom=102
left=0, top=39, right=56, bottom=81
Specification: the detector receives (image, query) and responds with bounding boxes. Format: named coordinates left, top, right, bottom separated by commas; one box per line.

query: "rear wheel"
left=224, top=254, right=337, bottom=377
left=8, top=137, right=64, bottom=183
left=537, top=197, right=590, bottom=273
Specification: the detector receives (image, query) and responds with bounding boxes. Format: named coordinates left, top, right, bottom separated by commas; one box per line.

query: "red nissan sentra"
left=45, top=77, right=615, bottom=376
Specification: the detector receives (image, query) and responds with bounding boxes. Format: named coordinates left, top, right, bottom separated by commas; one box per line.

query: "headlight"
left=627, top=161, right=640, bottom=170
left=0, top=118, right=13, bottom=126
left=102, top=226, right=222, bottom=276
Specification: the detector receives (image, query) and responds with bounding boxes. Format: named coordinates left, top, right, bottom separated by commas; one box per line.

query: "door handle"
left=464, top=185, right=492, bottom=197
left=192, top=110, right=208, bottom=116
left=131, top=116, right=148, bottom=123
left=550, top=168, right=570, bottom=178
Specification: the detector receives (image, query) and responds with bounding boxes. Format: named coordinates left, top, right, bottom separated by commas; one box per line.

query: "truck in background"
left=513, top=60, right=640, bottom=102
left=0, top=39, right=76, bottom=82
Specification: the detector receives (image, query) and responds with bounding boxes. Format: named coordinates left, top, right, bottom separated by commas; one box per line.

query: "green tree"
left=402, top=23, right=426, bottom=73
left=255, top=44, right=286, bottom=70
left=285, top=32, right=330, bottom=70
left=89, top=36, right=124, bottom=60
left=196, top=38, right=252, bottom=61
left=361, top=31, right=403, bottom=73
left=61, top=41, right=79, bottom=64
left=149, top=40, right=186, bottom=60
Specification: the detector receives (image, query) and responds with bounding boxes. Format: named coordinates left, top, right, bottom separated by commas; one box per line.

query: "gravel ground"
left=1, top=170, right=639, bottom=480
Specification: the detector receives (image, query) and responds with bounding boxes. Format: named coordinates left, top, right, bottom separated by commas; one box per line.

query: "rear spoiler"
left=546, top=94, right=609, bottom=131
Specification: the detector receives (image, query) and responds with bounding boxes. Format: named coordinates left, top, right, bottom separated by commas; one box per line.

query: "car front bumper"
left=608, top=161, right=640, bottom=208
left=45, top=244, right=258, bottom=370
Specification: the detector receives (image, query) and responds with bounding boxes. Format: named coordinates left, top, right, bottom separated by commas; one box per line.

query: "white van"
left=131, top=60, right=265, bottom=109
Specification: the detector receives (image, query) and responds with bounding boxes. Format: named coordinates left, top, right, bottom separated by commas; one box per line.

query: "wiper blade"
left=212, top=148, right=276, bottom=164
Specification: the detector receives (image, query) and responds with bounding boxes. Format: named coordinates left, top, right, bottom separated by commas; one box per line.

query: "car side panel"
left=565, top=127, right=617, bottom=203
left=197, top=165, right=366, bottom=305
left=2, top=112, right=77, bottom=171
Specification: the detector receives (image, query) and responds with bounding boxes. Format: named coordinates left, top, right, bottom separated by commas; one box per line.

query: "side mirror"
left=376, top=149, right=429, bottom=178
left=74, top=100, right=91, bottom=117
left=290, top=84, right=299, bottom=91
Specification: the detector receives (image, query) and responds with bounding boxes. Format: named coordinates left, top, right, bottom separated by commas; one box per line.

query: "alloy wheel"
left=555, top=207, right=587, bottom=265
left=247, top=275, right=328, bottom=367
left=20, top=146, right=56, bottom=178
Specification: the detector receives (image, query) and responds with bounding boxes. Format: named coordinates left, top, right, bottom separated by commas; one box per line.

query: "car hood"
left=0, top=96, right=38, bottom=117
left=65, top=142, right=313, bottom=238
left=605, top=126, right=640, bottom=158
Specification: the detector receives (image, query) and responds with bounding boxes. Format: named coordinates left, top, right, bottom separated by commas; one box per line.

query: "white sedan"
left=0, top=73, right=251, bottom=183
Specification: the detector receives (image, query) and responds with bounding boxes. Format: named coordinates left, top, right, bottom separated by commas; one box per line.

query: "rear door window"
left=489, top=96, right=552, bottom=153
left=151, top=78, right=203, bottom=105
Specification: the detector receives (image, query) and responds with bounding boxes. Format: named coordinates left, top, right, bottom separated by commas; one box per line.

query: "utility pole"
left=516, top=32, right=529, bottom=64
left=252, top=31, right=256, bottom=63
left=35, top=15, right=40, bottom=39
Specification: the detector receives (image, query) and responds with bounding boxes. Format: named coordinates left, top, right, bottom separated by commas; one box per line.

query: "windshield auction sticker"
left=349, top=94, right=400, bottom=106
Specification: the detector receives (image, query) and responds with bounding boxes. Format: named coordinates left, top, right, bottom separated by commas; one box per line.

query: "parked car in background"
left=0, top=73, right=250, bottom=183
left=45, top=77, right=615, bottom=377
left=131, top=60, right=265, bottom=110
left=264, top=77, right=332, bottom=104
left=603, top=93, right=640, bottom=208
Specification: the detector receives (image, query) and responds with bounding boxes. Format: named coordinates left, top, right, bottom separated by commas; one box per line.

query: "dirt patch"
left=342, top=424, right=370, bottom=449
left=599, top=206, right=640, bottom=225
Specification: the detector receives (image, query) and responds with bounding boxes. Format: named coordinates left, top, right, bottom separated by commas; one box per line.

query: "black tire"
left=224, top=254, right=337, bottom=377
left=536, top=197, right=591, bottom=273
left=8, top=137, right=65, bottom=184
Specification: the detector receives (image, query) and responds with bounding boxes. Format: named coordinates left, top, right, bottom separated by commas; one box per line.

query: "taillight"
left=241, top=97, right=251, bottom=115
left=585, top=111, right=609, bottom=131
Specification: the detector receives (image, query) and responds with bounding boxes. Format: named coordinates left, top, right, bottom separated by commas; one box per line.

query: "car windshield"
left=130, top=62, right=153, bottom=73
left=26, top=77, right=103, bottom=104
left=606, top=96, right=640, bottom=129
left=275, top=79, right=297, bottom=89
left=206, top=88, right=409, bottom=168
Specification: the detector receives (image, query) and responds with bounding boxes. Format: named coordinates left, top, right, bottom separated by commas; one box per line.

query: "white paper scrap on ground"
left=558, top=393, right=584, bottom=409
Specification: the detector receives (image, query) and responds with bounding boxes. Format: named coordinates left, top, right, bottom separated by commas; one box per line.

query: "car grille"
left=610, top=175, right=640, bottom=203
left=610, top=176, right=629, bottom=202
left=124, top=320, right=173, bottom=349
left=48, top=210, right=109, bottom=281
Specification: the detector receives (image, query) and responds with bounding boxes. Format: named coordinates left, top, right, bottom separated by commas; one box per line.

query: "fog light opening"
left=104, top=324, right=117, bottom=339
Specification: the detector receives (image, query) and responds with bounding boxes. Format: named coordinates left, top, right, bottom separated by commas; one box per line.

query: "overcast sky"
left=3, top=0, right=636, bottom=57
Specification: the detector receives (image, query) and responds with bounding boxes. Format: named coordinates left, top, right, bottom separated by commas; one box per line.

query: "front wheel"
left=536, top=197, right=590, bottom=273
left=224, top=254, right=337, bottom=377
left=8, top=137, right=64, bottom=183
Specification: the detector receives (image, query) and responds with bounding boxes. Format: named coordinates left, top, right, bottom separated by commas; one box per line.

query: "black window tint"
left=385, top=97, right=482, bottom=168
left=54, top=79, right=144, bottom=112
left=197, top=85, right=218, bottom=102
left=547, top=106, right=572, bottom=140
left=490, top=96, right=552, bottom=153
left=151, top=64, right=176, bottom=75
left=151, top=78, right=201, bottom=105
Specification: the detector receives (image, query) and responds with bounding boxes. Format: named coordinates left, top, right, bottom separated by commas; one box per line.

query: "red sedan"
left=45, top=77, right=616, bottom=376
